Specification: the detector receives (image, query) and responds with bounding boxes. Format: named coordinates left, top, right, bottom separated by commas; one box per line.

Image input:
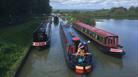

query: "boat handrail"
left=72, top=53, right=92, bottom=56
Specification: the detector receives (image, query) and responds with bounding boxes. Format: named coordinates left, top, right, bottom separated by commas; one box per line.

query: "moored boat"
left=60, top=21, right=93, bottom=74
left=54, top=16, right=59, bottom=24
left=73, top=20, right=125, bottom=58
left=32, top=20, right=51, bottom=47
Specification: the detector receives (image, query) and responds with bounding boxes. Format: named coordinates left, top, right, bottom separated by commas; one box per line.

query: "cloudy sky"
left=50, top=0, right=138, bottom=9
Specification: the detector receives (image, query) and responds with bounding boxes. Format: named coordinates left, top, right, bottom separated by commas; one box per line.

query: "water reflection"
left=18, top=48, right=50, bottom=77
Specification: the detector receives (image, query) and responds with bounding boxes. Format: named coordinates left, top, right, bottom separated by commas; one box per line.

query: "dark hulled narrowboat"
left=32, top=21, right=51, bottom=47
left=54, top=16, right=59, bottom=24
left=60, top=21, right=93, bottom=74
left=73, top=21, right=125, bottom=58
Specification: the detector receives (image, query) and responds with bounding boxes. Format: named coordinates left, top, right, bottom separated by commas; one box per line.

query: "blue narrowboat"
left=60, top=21, right=93, bottom=74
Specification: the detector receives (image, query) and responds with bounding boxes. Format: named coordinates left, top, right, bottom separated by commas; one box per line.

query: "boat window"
left=113, top=38, right=115, bottom=45
left=100, top=37, right=103, bottom=43
left=97, top=35, right=100, bottom=40
left=95, top=34, right=98, bottom=39
left=114, top=38, right=117, bottom=46
left=84, top=29, right=87, bottom=33
left=87, top=30, right=89, bottom=34
left=92, top=33, right=96, bottom=37
left=108, top=39, right=110, bottom=44
left=108, top=38, right=113, bottom=44
left=105, top=37, right=108, bottom=44
left=105, top=37, right=110, bottom=45
left=97, top=35, right=104, bottom=43
left=82, top=28, right=85, bottom=32
left=111, top=37, right=117, bottom=47
left=110, top=39, right=112, bottom=44
left=89, top=31, right=93, bottom=36
left=80, top=27, right=82, bottom=30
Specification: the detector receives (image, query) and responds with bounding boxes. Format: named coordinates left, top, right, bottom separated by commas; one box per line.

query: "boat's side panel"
left=45, top=21, right=52, bottom=46
left=60, top=24, right=75, bottom=69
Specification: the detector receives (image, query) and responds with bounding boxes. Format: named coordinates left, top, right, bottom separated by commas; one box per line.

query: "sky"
left=50, top=0, right=138, bottom=9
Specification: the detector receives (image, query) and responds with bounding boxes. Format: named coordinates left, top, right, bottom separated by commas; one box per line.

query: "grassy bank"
left=0, top=17, right=42, bottom=77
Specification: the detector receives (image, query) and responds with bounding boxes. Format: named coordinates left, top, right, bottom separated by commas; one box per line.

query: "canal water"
left=18, top=19, right=138, bottom=77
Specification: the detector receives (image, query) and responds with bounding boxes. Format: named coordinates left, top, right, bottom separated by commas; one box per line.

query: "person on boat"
left=76, top=42, right=87, bottom=56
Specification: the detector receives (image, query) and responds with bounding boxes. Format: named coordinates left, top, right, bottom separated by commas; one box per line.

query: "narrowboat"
left=32, top=21, right=51, bottom=47
left=54, top=16, right=59, bottom=24
left=60, top=21, right=93, bottom=74
left=73, top=21, right=125, bottom=58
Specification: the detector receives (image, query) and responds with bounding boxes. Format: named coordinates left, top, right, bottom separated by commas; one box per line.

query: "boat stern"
left=110, top=48, right=125, bottom=57
left=32, top=42, right=47, bottom=47
left=75, top=65, right=92, bottom=74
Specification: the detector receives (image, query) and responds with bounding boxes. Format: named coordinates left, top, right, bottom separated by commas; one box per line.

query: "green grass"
left=0, top=19, right=41, bottom=46
left=0, top=18, right=42, bottom=77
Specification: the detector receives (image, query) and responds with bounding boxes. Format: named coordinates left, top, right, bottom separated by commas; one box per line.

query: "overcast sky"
left=50, top=0, right=138, bottom=9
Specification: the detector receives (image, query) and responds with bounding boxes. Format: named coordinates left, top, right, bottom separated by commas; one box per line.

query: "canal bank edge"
left=12, top=18, right=49, bottom=77
left=12, top=45, right=32, bottom=77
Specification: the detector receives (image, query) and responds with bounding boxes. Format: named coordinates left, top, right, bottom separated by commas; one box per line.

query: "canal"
left=18, top=19, right=138, bottom=77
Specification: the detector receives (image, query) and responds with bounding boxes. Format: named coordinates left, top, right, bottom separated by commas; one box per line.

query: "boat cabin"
left=33, top=23, right=50, bottom=43
left=33, top=28, right=47, bottom=42
left=72, top=37, right=80, bottom=52
left=74, top=21, right=119, bottom=48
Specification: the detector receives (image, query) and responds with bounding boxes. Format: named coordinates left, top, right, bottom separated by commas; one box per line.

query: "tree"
left=0, top=0, right=52, bottom=26
left=0, top=0, right=52, bottom=17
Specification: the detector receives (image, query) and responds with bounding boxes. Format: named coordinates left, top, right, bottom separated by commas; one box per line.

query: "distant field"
left=0, top=18, right=42, bottom=77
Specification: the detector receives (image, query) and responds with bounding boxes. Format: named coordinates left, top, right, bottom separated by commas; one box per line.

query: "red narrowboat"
left=60, top=21, right=93, bottom=74
left=32, top=21, right=51, bottom=47
left=73, top=20, right=125, bottom=58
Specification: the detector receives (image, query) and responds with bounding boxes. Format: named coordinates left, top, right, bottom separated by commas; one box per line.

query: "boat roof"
left=75, top=21, right=118, bottom=38
left=62, top=25, right=83, bottom=45
left=34, top=22, right=49, bottom=34
left=72, top=37, right=80, bottom=41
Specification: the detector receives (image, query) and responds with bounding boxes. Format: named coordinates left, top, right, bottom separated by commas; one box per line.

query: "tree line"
left=0, top=0, right=52, bottom=26
left=59, top=6, right=138, bottom=27
left=59, top=6, right=138, bottom=19
left=90, top=6, right=138, bottom=19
